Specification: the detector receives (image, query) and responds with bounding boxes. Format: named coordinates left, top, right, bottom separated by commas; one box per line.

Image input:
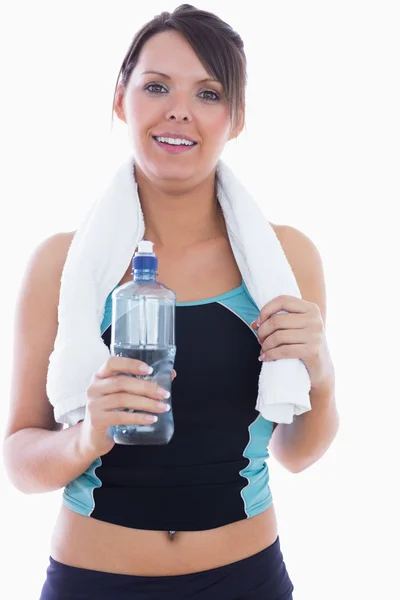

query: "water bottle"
left=110, top=240, right=176, bottom=445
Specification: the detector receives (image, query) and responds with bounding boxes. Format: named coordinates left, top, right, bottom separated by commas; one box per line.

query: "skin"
left=3, top=29, right=338, bottom=577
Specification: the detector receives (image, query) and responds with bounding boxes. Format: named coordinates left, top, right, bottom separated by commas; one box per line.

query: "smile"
left=152, top=136, right=198, bottom=154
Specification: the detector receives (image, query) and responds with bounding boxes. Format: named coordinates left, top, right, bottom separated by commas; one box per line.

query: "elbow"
left=270, top=408, right=340, bottom=474
left=3, top=466, right=29, bottom=495
left=271, top=447, right=305, bottom=474
left=6, top=478, right=35, bottom=495
left=287, top=458, right=315, bottom=474
left=284, top=421, right=341, bottom=474
left=270, top=430, right=306, bottom=473
left=278, top=456, right=310, bottom=474
left=3, top=462, right=41, bottom=495
left=2, top=437, right=35, bottom=495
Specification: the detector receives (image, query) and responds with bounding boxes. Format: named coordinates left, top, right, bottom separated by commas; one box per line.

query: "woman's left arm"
left=252, top=224, right=339, bottom=473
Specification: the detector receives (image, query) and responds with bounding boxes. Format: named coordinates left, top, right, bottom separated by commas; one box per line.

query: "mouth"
left=152, top=135, right=198, bottom=154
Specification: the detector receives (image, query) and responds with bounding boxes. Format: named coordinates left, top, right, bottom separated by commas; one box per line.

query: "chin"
left=142, top=158, right=200, bottom=184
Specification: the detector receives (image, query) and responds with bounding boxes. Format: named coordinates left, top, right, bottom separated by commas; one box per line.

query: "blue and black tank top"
left=63, top=281, right=275, bottom=531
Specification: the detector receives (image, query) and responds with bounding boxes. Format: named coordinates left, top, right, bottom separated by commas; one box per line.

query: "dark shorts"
left=40, top=535, right=294, bottom=600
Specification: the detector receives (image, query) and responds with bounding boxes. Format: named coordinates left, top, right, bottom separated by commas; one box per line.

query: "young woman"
left=3, top=5, right=339, bottom=599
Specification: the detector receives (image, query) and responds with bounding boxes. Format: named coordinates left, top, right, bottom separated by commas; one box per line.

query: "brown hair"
left=112, top=4, right=247, bottom=129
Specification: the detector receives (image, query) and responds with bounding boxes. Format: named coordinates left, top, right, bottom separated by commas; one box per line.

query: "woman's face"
left=115, top=30, right=242, bottom=186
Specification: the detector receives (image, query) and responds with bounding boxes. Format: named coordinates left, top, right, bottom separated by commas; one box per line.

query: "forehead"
left=134, top=30, right=213, bottom=81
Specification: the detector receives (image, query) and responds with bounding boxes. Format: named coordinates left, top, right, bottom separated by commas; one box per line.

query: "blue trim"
left=239, top=415, right=274, bottom=517
left=176, top=282, right=244, bottom=306
left=218, top=285, right=259, bottom=329
left=101, top=295, right=113, bottom=334
left=215, top=293, right=273, bottom=517
left=63, top=457, right=102, bottom=517
left=101, top=283, right=247, bottom=329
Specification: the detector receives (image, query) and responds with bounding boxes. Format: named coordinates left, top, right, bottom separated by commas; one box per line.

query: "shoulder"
left=269, top=222, right=322, bottom=264
left=36, top=230, right=76, bottom=255
left=20, top=231, right=76, bottom=303
left=14, top=230, right=77, bottom=349
left=27, top=231, right=76, bottom=274
left=269, top=222, right=327, bottom=322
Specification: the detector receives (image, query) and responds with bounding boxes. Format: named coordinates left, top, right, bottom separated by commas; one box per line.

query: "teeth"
left=155, top=136, right=195, bottom=146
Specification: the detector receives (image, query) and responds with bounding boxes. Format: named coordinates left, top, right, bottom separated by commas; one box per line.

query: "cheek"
left=200, top=106, right=231, bottom=144
left=125, top=95, right=154, bottom=138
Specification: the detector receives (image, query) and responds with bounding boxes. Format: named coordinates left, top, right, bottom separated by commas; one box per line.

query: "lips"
left=153, top=136, right=197, bottom=154
left=152, top=132, right=198, bottom=144
left=153, top=136, right=196, bottom=147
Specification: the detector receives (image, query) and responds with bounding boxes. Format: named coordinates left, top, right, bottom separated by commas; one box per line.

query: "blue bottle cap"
left=132, top=240, right=158, bottom=272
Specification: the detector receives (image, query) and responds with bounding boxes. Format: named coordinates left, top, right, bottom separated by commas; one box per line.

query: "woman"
left=3, top=5, right=339, bottom=599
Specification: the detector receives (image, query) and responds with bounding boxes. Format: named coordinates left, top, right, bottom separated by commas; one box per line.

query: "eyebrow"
left=141, top=70, right=221, bottom=85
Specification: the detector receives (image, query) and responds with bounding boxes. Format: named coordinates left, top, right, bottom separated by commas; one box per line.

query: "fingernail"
left=159, top=403, right=171, bottom=411
left=145, top=415, right=158, bottom=423
left=140, top=365, right=153, bottom=374
left=259, top=354, right=266, bottom=362
left=158, top=388, right=170, bottom=399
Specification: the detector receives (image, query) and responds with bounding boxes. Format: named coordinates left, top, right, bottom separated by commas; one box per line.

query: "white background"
left=1, top=1, right=399, bottom=598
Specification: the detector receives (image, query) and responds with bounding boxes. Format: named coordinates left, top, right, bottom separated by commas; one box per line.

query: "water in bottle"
left=110, top=240, right=176, bottom=445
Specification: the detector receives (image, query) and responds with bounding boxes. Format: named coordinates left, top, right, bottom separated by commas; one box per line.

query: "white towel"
left=47, top=156, right=311, bottom=426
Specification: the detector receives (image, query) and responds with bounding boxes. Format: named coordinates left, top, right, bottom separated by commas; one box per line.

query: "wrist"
left=310, top=354, right=335, bottom=395
left=73, top=421, right=99, bottom=465
left=310, top=373, right=335, bottom=395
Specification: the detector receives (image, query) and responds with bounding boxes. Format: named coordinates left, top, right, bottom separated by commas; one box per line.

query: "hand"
left=251, top=295, right=333, bottom=389
left=78, top=356, right=176, bottom=458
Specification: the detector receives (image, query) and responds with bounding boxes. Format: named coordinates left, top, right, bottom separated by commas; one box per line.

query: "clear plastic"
left=110, top=267, right=176, bottom=445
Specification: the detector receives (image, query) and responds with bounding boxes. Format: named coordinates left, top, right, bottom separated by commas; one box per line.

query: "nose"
left=165, top=98, right=192, bottom=122
left=165, top=109, right=191, bottom=122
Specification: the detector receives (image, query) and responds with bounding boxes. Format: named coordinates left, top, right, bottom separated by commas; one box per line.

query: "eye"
left=199, top=90, right=220, bottom=102
left=144, top=83, right=168, bottom=94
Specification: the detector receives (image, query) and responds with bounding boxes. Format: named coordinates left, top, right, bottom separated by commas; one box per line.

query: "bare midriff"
left=50, top=503, right=278, bottom=576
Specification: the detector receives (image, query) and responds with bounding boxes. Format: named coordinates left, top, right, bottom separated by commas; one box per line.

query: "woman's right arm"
left=2, top=233, right=170, bottom=494
left=2, top=232, right=97, bottom=493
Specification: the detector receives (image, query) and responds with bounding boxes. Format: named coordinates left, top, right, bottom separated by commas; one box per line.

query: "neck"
left=134, top=166, right=225, bottom=249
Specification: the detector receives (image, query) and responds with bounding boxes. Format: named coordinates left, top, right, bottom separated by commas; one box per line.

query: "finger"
left=172, top=369, right=177, bottom=381
left=255, top=295, right=308, bottom=328
left=104, top=410, right=160, bottom=427
left=96, top=356, right=153, bottom=379
left=257, top=313, right=309, bottom=341
left=94, top=392, right=171, bottom=414
left=260, top=343, right=307, bottom=362
left=261, top=329, right=307, bottom=353
left=93, top=374, right=170, bottom=400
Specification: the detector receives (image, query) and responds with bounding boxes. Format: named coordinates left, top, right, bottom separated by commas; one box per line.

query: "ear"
left=114, top=82, right=127, bottom=123
left=228, top=105, right=245, bottom=141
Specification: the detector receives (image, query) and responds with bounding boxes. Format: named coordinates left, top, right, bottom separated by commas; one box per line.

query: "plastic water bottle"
left=110, top=240, right=176, bottom=445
